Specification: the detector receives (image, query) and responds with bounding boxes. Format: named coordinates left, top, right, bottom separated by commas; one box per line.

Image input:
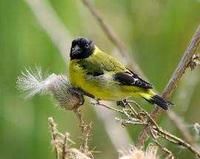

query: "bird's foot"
left=116, top=99, right=128, bottom=107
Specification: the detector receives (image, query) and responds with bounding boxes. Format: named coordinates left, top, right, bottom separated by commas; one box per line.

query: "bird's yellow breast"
left=69, top=60, right=139, bottom=100
left=69, top=60, right=114, bottom=99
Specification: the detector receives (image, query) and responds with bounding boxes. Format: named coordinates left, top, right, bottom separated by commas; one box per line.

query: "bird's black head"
left=70, top=37, right=95, bottom=60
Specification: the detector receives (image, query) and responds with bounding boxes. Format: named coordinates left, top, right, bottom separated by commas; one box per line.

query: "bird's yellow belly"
left=69, top=62, right=138, bottom=100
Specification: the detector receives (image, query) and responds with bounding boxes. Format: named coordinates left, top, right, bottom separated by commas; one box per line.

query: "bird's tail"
left=140, top=90, right=172, bottom=110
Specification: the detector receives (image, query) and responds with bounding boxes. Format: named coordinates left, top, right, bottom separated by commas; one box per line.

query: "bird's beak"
left=71, top=45, right=80, bottom=54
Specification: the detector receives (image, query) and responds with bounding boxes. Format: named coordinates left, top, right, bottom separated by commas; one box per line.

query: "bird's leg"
left=74, top=87, right=97, bottom=107
left=75, top=87, right=95, bottom=99
left=96, top=99, right=100, bottom=104
left=116, top=99, right=128, bottom=107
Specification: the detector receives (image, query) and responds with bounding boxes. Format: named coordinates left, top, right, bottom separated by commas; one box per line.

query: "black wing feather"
left=114, top=71, right=153, bottom=89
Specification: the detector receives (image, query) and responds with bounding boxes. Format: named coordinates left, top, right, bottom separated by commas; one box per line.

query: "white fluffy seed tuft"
left=16, top=67, right=84, bottom=110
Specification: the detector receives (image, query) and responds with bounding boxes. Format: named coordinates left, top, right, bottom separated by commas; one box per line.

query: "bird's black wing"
left=113, top=70, right=153, bottom=89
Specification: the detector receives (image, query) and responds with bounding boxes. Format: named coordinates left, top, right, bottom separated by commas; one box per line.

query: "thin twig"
left=137, top=25, right=200, bottom=146
left=93, top=102, right=124, bottom=114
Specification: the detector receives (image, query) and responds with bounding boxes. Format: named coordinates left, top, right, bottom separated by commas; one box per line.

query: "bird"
left=68, top=37, right=172, bottom=110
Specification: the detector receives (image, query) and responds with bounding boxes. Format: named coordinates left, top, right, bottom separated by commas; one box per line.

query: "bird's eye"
left=85, top=44, right=89, bottom=48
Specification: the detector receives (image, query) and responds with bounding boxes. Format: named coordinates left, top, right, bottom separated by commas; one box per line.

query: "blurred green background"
left=0, top=0, right=200, bottom=158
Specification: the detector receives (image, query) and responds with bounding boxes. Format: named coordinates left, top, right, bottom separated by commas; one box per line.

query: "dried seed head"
left=48, top=117, right=90, bottom=159
left=17, top=67, right=84, bottom=110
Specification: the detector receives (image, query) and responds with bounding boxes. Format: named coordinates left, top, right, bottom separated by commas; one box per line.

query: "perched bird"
left=69, top=37, right=171, bottom=110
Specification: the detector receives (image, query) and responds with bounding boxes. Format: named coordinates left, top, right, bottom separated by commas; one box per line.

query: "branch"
left=80, top=0, right=199, bottom=146
left=137, top=25, right=200, bottom=146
